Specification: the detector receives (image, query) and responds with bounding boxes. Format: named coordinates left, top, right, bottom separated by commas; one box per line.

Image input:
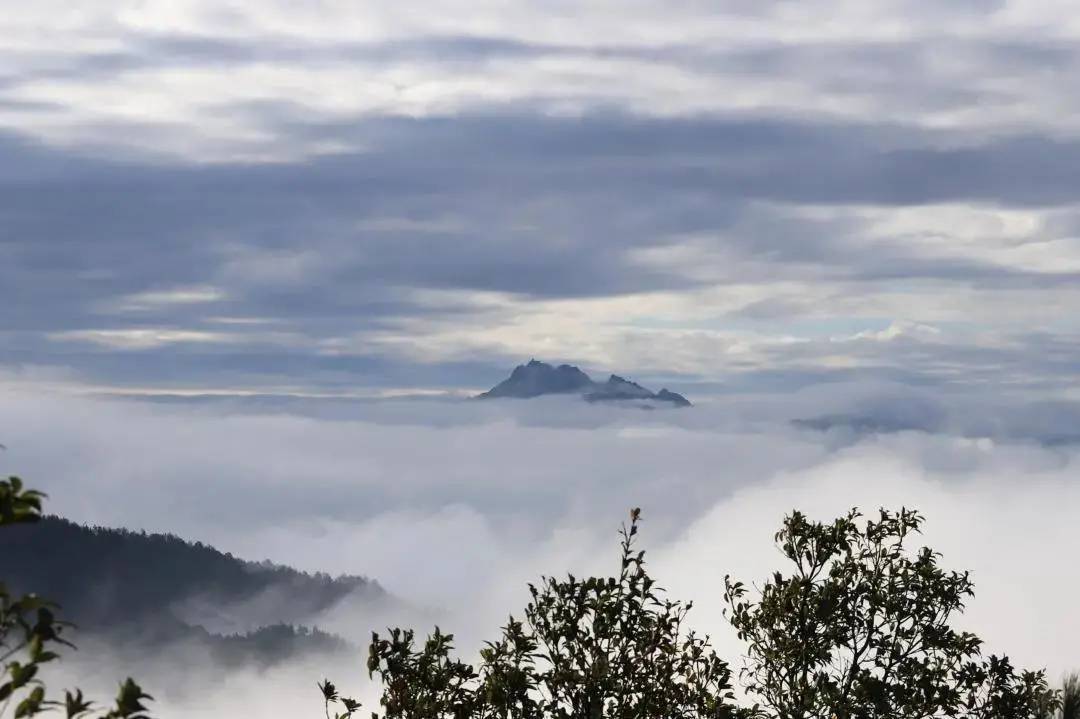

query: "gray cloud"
left=3, top=113, right=1080, bottom=393
left=1, top=2, right=1079, bottom=402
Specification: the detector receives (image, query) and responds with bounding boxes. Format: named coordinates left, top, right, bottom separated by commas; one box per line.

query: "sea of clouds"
left=2, top=379, right=1078, bottom=716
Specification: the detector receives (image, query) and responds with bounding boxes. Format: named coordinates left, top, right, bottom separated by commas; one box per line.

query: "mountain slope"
left=0, top=516, right=386, bottom=663
left=478, top=360, right=594, bottom=398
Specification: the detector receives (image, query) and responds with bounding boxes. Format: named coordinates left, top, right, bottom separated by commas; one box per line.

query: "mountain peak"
left=482, top=360, right=594, bottom=399
left=477, top=361, right=691, bottom=407
left=655, top=388, right=692, bottom=407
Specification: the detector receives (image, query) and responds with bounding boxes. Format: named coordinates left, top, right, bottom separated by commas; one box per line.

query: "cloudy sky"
left=3, top=0, right=1079, bottom=399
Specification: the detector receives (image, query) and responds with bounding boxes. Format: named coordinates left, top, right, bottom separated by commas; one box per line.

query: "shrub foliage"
left=725, top=507, right=1056, bottom=719
left=323, top=509, right=748, bottom=719
left=325, top=508, right=1061, bottom=719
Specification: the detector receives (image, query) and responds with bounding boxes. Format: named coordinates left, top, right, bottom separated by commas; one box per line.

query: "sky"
left=2, top=3, right=1079, bottom=715
left=3, top=0, right=1080, bottom=399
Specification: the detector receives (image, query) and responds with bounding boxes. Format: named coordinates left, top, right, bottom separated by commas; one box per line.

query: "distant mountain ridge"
left=477, top=360, right=691, bottom=407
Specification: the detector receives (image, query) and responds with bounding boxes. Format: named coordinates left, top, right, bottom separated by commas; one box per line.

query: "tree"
left=1064, top=674, right=1080, bottom=719
left=724, top=507, right=1057, bottom=719
left=1043, top=673, right=1079, bottom=719
left=322, top=509, right=749, bottom=719
left=1, top=476, right=153, bottom=719
left=325, top=506, right=1059, bottom=719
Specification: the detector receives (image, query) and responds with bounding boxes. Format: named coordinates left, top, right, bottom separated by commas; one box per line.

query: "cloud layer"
left=3, top=385, right=1077, bottom=704
left=3, top=1, right=1080, bottom=398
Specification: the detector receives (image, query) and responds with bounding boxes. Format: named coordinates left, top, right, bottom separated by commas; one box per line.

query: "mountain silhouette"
left=477, top=360, right=691, bottom=407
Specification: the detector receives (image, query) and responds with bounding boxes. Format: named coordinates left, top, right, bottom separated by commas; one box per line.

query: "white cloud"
left=1, top=385, right=1076, bottom=697
left=107, top=285, right=226, bottom=311
left=48, top=327, right=233, bottom=349
left=847, top=319, right=943, bottom=342
left=8, top=1, right=1080, bottom=159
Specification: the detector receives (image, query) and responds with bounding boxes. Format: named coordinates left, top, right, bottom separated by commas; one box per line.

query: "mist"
left=3, top=377, right=1077, bottom=716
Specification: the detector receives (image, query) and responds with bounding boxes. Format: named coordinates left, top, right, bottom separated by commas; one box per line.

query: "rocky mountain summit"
left=477, top=360, right=691, bottom=407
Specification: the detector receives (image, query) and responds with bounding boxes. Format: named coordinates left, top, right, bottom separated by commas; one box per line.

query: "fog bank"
left=3, top=381, right=1077, bottom=715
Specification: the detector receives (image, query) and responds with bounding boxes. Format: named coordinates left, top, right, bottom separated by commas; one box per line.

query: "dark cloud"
left=4, top=95, right=1080, bottom=391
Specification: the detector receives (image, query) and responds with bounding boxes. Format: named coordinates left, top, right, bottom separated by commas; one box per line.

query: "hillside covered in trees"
left=0, top=515, right=386, bottom=665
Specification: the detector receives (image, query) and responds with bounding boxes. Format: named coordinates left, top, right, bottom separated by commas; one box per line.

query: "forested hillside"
left=0, top=516, right=385, bottom=664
